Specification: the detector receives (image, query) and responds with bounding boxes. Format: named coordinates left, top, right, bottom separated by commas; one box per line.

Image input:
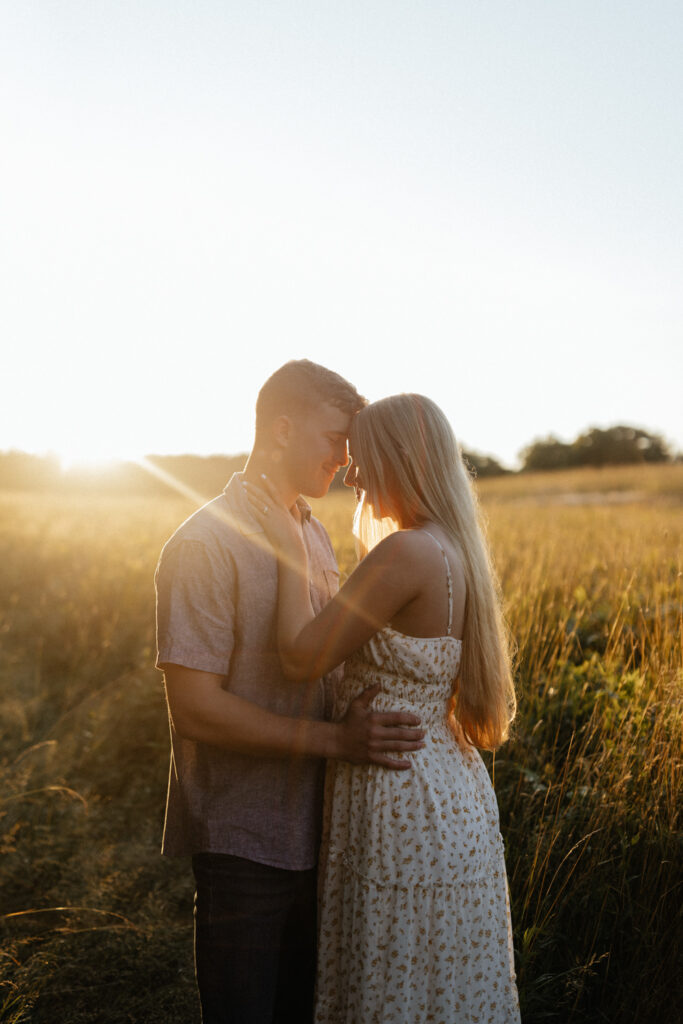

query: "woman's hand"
left=243, top=475, right=305, bottom=558
left=245, top=474, right=317, bottom=676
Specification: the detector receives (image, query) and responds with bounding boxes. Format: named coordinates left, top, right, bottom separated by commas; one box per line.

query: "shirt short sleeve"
left=155, top=539, right=236, bottom=675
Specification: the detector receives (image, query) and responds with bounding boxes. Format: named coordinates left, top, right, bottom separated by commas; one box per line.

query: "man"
left=155, top=360, right=424, bottom=1024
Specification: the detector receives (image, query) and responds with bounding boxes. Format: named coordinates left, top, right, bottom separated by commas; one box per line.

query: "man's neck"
left=243, top=450, right=300, bottom=510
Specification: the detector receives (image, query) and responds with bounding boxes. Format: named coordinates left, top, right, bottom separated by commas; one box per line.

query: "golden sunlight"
left=55, top=443, right=145, bottom=473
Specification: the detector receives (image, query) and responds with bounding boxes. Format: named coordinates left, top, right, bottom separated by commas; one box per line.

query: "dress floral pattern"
left=314, top=536, right=520, bottom=1024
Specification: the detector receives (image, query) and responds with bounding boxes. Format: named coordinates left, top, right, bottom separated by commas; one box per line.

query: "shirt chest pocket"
left=324, top=567, right=340, bottom=597
left=310, top=566, right=340, bottom=610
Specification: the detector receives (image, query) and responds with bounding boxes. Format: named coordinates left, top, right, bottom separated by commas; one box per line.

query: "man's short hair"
left=255, top=360, right=367, bottom=435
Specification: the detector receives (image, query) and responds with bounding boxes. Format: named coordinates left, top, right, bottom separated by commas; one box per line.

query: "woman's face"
left=343, top=450, right=365, bottom=502
left=345, top=448, right=396, bottom=519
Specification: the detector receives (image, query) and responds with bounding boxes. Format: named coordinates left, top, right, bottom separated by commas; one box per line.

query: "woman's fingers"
left=249, top=496, right=270, bottom=517
left=243, top=474, right=282, bottom=496
left=243, top=483, right=286, bottom=523
left=243, top=483, right=272, bottom=503
left=243, top=482, right=269, bottom=504
left=245, top=473, right=286, bottom=510
left=258, top=473, right=285, bottom=505
left=245, top=491, right=267, bottom=514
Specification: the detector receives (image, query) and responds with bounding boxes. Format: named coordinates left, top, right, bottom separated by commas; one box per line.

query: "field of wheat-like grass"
left=1, top=467, right=681, bottom=1022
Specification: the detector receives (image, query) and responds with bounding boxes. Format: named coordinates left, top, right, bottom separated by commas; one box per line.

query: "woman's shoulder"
left=372, top=528, right=445, bottom=568
left=381, top=527, right=467, bottom=588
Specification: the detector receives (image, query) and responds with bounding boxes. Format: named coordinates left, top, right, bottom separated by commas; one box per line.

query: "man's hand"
left=334, top=684, right=425, bottom=769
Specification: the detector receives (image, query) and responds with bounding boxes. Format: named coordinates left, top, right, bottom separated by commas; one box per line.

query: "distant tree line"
left=0, top=425, right=675, bottom=495
left=461, top=451, right=509, bottom=478
left=519, top=425, right=673, bottom=472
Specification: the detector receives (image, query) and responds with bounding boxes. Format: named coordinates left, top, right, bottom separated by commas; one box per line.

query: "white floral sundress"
left=314, top=532, right=521, bottom=1024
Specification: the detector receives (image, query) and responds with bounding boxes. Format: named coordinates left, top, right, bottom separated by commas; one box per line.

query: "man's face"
left=286, top=402, right=352, bottom=498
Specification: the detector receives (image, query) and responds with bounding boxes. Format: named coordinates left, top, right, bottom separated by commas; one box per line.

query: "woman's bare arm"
left=244, top=478, right=424, bottom=680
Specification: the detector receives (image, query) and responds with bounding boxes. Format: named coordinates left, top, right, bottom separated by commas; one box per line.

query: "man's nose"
left=338, top=441, right=350, bottom=468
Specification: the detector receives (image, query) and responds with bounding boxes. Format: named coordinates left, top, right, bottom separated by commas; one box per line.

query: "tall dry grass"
left=1, top=468, right=681, bottom=1022
left=482, top=501, right=682, bottom=1019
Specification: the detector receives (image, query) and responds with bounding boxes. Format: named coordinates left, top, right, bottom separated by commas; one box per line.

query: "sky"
left=2, top=1, right=682, bottom=469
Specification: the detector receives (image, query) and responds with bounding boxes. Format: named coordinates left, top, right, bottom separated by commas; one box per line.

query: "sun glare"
left=56, top=446, right=144, bottom=473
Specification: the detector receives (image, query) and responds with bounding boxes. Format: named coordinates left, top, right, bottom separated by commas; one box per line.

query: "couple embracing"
left=155, top=360, right=520, bottom=1024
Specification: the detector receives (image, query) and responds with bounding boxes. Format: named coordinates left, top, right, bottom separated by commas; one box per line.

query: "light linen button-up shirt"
left=155, top=472, right=342, bottom=869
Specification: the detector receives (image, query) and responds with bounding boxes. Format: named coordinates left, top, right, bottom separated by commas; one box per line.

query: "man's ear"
left=272, top=414, right=292, bottom=450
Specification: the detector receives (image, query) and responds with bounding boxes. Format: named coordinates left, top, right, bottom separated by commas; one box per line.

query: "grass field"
left=1, top=465, right=681, bottom=1022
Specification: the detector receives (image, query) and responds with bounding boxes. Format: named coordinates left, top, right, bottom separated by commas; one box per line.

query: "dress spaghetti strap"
left=421, top=530, right=453, bottom=636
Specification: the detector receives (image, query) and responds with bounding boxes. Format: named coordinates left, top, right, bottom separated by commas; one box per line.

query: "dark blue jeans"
left=191, top=853, right=317, bottom=1024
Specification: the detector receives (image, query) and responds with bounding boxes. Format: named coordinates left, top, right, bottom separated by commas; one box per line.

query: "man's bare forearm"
left=164, top=666, right=423, bottom=767
left=163, top=664, right=341, bottom=758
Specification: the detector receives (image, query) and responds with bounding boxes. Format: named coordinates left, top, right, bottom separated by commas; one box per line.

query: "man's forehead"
left=313, top=402, right=353, bottom=434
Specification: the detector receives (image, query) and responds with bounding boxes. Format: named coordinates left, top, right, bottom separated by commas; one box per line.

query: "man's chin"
left=301, top=476, right=335, bottom=500
left=302, top=486, right=330, bottom=500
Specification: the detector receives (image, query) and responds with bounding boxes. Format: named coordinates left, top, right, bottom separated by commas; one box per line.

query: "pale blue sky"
left=2, top=1, right=681, bottom=467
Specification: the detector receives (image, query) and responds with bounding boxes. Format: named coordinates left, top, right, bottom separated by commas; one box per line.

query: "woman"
left=246, top=394, right=520, bottom=1024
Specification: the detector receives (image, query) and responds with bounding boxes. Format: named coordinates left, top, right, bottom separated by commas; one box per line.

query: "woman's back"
left=380, top=525, right=467, bottom=641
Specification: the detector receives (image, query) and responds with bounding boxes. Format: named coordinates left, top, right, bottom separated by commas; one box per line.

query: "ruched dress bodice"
left=335, top=625, right=461, bottom=724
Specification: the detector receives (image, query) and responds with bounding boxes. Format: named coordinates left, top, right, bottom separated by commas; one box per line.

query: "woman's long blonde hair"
left=350, top=394, right=516, bottom=750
